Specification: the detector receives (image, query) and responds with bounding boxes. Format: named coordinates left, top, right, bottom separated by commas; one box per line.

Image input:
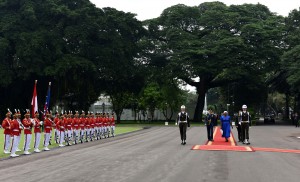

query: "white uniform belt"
left=80, top=125, right=84, bottom=126
left=24, top=127, right=30, bottom=129
left=13, top=129, right=19, bottom=132
left=45, top=126, right=51, bottom=128
left=67, top=125, right=71, bottom=126
left=242, top=121, right=249, bottom=123
left=179, top=121, right=187, bottom=123
left=74, top=125, right=78, bottom=126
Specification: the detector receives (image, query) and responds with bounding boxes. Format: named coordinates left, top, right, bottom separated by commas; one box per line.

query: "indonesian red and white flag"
left=31, top=80, right=38, bottom=118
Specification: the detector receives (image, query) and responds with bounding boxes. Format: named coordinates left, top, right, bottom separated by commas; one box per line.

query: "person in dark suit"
left=176, top=105, right=190, bottom=145
left=205, top=109, right=215, bottom=141
left=235, top=111, right=242, bottom=142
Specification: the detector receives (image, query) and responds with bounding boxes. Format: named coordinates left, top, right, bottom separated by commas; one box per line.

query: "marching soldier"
left=16, top=110, right=23, bottom=152
left=22, top=110, right=33, bottom=155
left=54, top=112, right=60, bottom=144
left=79, top=111, right=86, bottom=143
left=176, top=105, right=190, bottom=145
left=110, top=112, right=115, bottom=137
left=239, top=105, right=251, bottom=145
left=57, top=113, right=65, bottom=147
left=2, top=109, right=12, bottom=154
left=106, top=112, right=111, bottom=138
left=65, top=111, right=73, bottom=146
left=100, top=112, right=104, bottom=138
left=43, top=111, right=54, bottom=151
left=72, top=111, right=80, bottom=144
left=10, top=112, right=21, bottom=157
left=33, top=111, right=42, bottom=153
left=85, top=112, right=91, bottom=142
left=95, top=112, right=100, bottom=140
left=90, top=112, right=95, bottom=141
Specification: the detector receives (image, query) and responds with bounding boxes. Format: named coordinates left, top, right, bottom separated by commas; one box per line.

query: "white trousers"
left=80, top=129, right=85, bottom=139
left=10, top=135, right=19, bottom=154
left=34, top=132, right=41, bottom=149
left=4, top=134, right=11, bottom=151
left=111, top=126, right=115, bottom=134
left=67, top=130, right=72, bottom=138
left=17, top=135, right=21, bottom=149
left=44, top=133, right=51, bottom=147
left=59, top=131, right=65, bottom=145
left=24, top=134, right=32, bottom=152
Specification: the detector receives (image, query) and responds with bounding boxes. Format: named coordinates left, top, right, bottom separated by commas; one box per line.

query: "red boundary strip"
left=253, top=147, right=300, bottom=154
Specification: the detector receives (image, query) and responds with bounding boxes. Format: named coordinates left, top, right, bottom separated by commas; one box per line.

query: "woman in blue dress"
left=220, top=111, right=231, bottom=142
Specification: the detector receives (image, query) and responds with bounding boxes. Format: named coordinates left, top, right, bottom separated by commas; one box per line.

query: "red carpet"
left=192, top=127, right=254, bottom=152
left=253, top=147, right=300, bottom=154
left=191, top=127, right=300, bottom=154
left=206, top=127, right=236, bottom=146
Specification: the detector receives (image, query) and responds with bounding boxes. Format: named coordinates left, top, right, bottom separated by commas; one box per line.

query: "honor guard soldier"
left=239, top=105, right=251, bottom=145
left=90, top=112, right=95, bottom=141
left=110, top=112, right=115, bottom=137
left=100, top=113, right=104, bottom=138
left=15, top=110, right=23, bottom=152
left=94, top=112, right=100, bottom=140
left=72, top=111, right=80, bottom=144
left=106, top=112, right=111, bottom=138
left=33, top=111, right=42, bottom=153
left=79, top=111, right=86, bottom=143
left=235, top=111, right=242, bottom=142
left=58, top=113, right=65, bottom=147
left=65, top=111, right=73, bottom=146
left=85, top=112, right=91, bottom=142
left=176, top=105, right=190, bottom=145
left=2, top=109, right=12, bottom=154
left=44, top=111, right=54, bottom=151
left=54, top=112, right=60, bottom=144
left=10, top=112, right=21, bottom=157
left=22, top=110, right=33, bottom=155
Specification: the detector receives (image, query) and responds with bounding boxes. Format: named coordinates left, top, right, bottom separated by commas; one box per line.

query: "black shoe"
left=183, top=141, right=186, bottom=145
left=225, top=139, right=228, bottom=142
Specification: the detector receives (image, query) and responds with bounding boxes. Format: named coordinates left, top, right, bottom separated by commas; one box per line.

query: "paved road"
left=0, top=126, right=299, bottom=182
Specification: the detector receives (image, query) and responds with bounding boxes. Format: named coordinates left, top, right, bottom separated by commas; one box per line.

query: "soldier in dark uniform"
left=239, top=105, right=251, bottom=145
left=176, top=105, right=190, bottom=145
left=205, top=109, right=215, bottom=141
left=235, top=111, right=242, bottom=142
left=294, top=113, right=299, bottom=127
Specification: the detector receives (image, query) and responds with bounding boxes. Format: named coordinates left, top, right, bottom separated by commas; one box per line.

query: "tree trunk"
left=116, top=114, right=121, bottom=124
left=193, top=80, right=208, bottom=123
left=285, top=92, right=290, bottom=120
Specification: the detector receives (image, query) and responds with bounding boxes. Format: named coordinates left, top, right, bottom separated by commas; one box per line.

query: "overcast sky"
left=91, top=0, right=300, bottom=20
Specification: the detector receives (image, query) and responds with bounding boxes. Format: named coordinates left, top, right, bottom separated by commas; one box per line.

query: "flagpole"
left=31, top=80, right=38, bottom=118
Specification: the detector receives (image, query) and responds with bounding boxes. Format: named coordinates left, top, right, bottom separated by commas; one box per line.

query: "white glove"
left=40, top=121, right=43, bottom=125
left=239, top=122, right=241, bottom=125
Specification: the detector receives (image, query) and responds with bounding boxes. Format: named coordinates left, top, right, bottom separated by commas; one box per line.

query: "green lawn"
left=0, top=125, right=142, bottom=159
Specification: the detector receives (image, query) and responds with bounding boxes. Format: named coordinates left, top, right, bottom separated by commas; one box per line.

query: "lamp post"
left=227, top=104, right=230, bottom=113
left=102, top=102, right=105, bottom=113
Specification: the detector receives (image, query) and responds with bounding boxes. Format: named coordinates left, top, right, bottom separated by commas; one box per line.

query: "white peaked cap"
left=242, top=105, right=247, bottom=109
left=181, top=105, right=186, bottom=109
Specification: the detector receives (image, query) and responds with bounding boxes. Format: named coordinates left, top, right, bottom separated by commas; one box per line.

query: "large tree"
left=145, top=2, right=284, bottom=121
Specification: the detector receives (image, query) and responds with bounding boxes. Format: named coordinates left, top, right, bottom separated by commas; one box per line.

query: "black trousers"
left=236, top=125, right=242, bottom=141
left=179, top=122, right=187, bottom=141
left=206, top=124, right=213, bottom=140
left=296, top=120, right=299, bottom=127
left=241, top=122, right=249, bottom=141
